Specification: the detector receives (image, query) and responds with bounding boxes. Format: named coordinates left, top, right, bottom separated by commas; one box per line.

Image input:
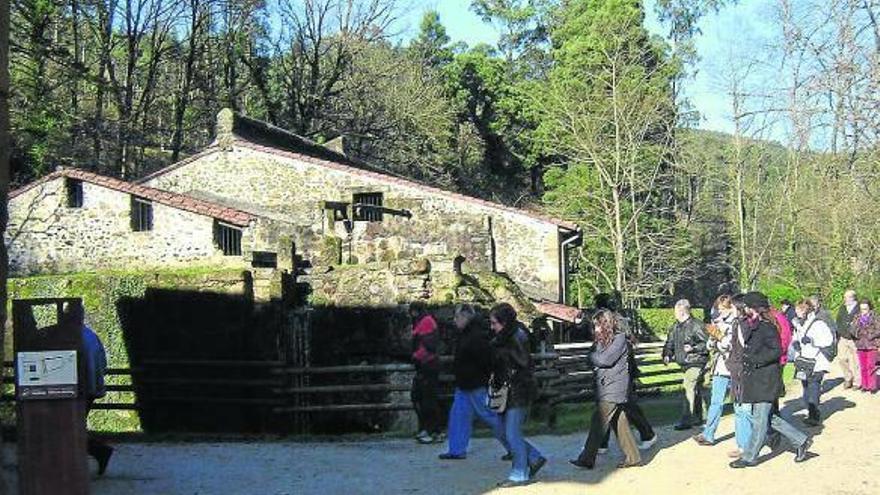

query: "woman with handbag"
left=488, top=303, right=546, bottom=487
left=569, top=309, right=641, bottom=470
left=791, top=299, right=835, bottom=426
left=853, top=299, right=880, bottom=393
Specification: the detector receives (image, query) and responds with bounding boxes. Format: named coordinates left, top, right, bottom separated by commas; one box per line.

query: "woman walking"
left=694, top=295, right=748, bottom=450
left=791, top=299, right=835, bottom=425
left=730, top=292, right=812, bottom=468
left=853, top=300, right=880, bottom=393
left=489, top=303, right=546, bottom=487
left=410, top=302, right=443, bottom=444
left=439, top=304, right=510, bottom=460
left=570, top=310, right=641, bottom=470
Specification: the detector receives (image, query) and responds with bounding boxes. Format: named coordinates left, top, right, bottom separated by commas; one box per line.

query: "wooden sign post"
left=14, top=298, right=89, bottom=495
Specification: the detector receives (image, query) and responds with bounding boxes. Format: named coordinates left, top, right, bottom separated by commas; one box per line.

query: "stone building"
left=139, top=109, right=582, bottom=303
left=7, top=109, right=582, bottom=308
left=6, top=168, right=296, bottom=276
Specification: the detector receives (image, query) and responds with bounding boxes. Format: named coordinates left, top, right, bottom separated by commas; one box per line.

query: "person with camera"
left=663, top=299, right=709, bottom=430
left=790, top=299, right=835, bottom=426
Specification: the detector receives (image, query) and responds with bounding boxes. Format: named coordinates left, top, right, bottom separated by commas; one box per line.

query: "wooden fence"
left=0, top=342, right=682, bottom=433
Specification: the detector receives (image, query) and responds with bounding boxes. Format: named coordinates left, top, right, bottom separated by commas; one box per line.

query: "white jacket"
left=710, top=314, right=736, bottom=376
left=793, top=313, right=835, bottom=373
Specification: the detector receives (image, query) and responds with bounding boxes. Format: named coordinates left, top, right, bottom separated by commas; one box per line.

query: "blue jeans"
left=702, top=375, right=729, bottom=442
left=733, top=402, right=752, bottom=451
left=741, top=402, right=807, bottom=463
left=446, top=387, right=510, bottom=456
left=503, top=407, right=543, bottom=482
left=802, top=372, right=825, bottom=408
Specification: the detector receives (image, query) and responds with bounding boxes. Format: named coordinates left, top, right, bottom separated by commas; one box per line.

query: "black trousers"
left=578, top=401, right=641, bottom=465
left=411, top=367, right=442, bottom=434
left=86, top=400, right=113, bottom=461
left=600, top=400, right=655, bottom=447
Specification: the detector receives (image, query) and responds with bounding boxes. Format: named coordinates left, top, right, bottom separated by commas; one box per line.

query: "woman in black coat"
left=489, top=303, right=546, bottom=487
left=570, top=309, right=641, bottom=469
left=730, top=292, right=813, bottom=468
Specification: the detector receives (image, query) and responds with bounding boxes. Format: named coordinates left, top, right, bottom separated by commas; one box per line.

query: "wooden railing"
left=0, top=342, right=683, bottom=432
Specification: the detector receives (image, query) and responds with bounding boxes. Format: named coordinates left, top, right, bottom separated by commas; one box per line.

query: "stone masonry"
left=142, top=110, right=579, bottom=302
left=5, top=170, right=293, bottom=276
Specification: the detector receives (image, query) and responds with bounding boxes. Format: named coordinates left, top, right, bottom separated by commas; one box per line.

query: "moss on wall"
left=4, top=268, right=247, bottom=432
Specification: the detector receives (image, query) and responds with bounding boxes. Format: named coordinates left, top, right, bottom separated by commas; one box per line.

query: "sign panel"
left=16, top=350, right=79, bottom=400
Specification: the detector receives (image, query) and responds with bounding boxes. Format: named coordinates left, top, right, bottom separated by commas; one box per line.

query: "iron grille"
left=352, top=192, right=383, bottom=221
left=215, top=221, right=243, bottom=256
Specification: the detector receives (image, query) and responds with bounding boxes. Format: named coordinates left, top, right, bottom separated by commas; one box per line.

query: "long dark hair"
left=592, top=309, right=618, bottom=347
left=489, top=303, right=518, bottom=332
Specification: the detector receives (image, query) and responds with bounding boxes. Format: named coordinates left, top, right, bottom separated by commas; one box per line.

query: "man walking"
left=663, top=299, right=709, bottom=430
left=64, top=303, right=113, bottom=475
left=836, top=290, right=862, bottom=389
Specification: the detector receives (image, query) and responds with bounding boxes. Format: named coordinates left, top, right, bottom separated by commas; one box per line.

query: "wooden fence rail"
left=0, top=342, right=684, bottom=429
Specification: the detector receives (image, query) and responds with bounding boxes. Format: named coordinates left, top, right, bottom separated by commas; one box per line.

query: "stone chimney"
left=324, top=135, right=350, bottom=156
left=215, top=108, right=235, bottom=150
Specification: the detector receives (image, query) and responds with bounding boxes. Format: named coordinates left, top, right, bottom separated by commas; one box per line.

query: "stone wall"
left=6, top=176, right=263, bottom=275
left=145, top=144, right=564, bottom=301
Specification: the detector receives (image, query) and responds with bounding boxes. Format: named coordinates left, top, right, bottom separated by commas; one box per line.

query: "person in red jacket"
left=410, top=301, right=443, bottom=443
left=771, top=308, right=793, bottom=365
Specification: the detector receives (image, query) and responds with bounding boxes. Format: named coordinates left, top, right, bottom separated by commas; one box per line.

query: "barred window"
left=130, top=197, right=153, bottom=231
left=215, top=221, right=242, bottom=256
left=66, top=178, right=83, bottom=208
left=352, top=192, right=383, bottom=222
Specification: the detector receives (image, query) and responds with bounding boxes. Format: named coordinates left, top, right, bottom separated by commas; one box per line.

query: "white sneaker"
left=416, top=431, right=432, bottom=444
left=598, top=448, right=608, bottom=455
left=639, top=435, right=658, bottom=450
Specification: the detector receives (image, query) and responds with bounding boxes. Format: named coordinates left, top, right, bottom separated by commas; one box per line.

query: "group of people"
left=666, top=290, right=879, bottom=468
left=409, top=289, right=879, bottom=487
left=410, top=302, right=546, bottom=487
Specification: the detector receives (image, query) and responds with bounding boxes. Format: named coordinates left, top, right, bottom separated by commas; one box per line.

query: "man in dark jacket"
left=835, top=289, right=861, bottom=388
left=730, top=292, right=813, bottom=468
left=663, top=299, right=709, bottom=430
left=440, top=304, right=511, bottom=460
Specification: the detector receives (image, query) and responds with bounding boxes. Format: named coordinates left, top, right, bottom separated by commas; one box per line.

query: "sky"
left=394, top=0, right=780, bottom=137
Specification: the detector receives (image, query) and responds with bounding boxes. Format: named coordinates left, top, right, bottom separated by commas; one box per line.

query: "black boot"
left=804, top=404, right=822, bottom=426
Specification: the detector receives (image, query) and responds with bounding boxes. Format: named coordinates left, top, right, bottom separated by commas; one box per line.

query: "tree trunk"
left=0, top=0, right=11, bottom=485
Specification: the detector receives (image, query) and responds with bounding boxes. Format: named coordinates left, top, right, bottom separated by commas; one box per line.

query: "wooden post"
left=14, top=299, right=89, bottom=495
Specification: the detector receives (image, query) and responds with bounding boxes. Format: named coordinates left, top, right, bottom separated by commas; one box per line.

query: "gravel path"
left=3, top=372, right=879, bottom=494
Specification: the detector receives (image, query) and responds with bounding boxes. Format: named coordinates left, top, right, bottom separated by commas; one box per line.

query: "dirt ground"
left=3, top=371, right=879, bottom=495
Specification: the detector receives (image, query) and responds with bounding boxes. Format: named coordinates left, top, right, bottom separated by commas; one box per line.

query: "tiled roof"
left=10, top=168, right=255, bottom=227
left=137, top=110, right=580, bottom=232
left=534, top=301, right=583, bottom=323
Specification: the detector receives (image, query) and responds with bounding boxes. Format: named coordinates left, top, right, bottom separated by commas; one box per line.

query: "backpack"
left=815, top=311, right=839, bottom=362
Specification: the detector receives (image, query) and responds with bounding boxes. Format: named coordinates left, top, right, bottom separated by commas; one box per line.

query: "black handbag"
left=793, top=356, right=817, bottom=380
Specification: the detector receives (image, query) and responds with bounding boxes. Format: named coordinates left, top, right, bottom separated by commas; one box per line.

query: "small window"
left=66, top=178, right=83, bottom=208
left=352, top=192, right=383, bottom=221
left=215, top=221, right=242, bottom=256
left=130, top=197, right=153, bottom=231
